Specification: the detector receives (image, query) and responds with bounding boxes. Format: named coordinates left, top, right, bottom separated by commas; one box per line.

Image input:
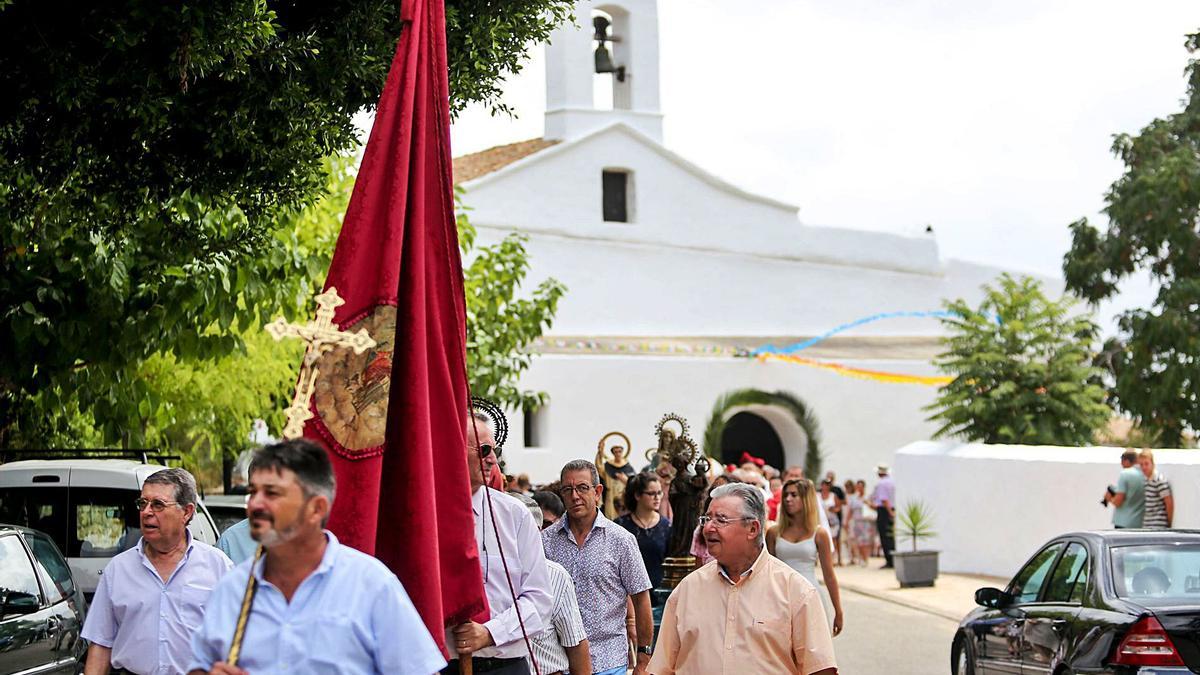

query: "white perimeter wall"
left=894, top=441, right=1200, bottom=580
left=502, top=353, right=945, bottom=487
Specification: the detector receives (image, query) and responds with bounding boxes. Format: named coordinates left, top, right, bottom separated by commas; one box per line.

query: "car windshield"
left=1111, top=544, right=1200, bottom=605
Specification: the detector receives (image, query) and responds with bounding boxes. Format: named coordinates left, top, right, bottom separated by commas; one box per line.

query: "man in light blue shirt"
left=1105, top=449, right=1147, bottom=528
left=188, top=439, right=444, bottom=675
left=215, top=518, right=255, bottom=564
left=82, top=468, right=233, bottom=675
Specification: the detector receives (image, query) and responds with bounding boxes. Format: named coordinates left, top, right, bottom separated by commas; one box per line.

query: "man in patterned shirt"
left=543, top=460, right=654, bottom=675
left=515, top=493, right=592, bottom=674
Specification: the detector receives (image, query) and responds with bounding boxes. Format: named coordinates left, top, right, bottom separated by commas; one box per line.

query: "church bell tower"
left=544, top=0, right=664, bottom=143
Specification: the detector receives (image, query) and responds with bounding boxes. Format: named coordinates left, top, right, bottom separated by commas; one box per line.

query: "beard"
left=250, top=510, right=304, bottom=548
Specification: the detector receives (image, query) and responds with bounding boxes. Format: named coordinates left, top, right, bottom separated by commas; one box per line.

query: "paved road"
left=832, top=589, right=960, bottom=674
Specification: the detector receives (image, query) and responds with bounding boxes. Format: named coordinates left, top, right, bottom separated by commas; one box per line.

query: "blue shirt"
left=1113, top=466, right=1147, bottom=528
left=216, top=518, right=256, bottom=564
left=189, top=531, right=446, bottom=675
left=81, top=533, right=233, bottom=675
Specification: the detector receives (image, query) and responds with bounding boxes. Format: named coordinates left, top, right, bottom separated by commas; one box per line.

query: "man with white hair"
left=649, top=483, right=837, bottom=675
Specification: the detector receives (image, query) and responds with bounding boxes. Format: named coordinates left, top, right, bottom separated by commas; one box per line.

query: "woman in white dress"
left=766, top=478, right=844, bottom=637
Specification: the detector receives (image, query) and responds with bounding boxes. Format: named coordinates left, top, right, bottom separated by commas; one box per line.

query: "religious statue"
left=595, top=431, right=634, bottom=519
left=652, top=414, right=710, bottom=559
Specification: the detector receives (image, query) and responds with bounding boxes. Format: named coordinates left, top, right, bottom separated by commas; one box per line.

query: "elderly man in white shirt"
left=444, top=413, right=554, bottom=675
left=82, top=468, right=232, bottom=675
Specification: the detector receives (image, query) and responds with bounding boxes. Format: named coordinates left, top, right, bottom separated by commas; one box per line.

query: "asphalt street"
left=832, top=588, right=961, bottom=674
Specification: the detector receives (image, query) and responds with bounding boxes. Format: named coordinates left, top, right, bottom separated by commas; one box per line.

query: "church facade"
left=455, top=0, right=1037, bottom=482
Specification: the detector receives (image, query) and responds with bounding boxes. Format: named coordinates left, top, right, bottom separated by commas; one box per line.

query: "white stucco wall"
left=893, top=441, right=1200, bottom=580
left=501, top=354, right=946, bottom=486
left=464, top=124, right=946, bottom=276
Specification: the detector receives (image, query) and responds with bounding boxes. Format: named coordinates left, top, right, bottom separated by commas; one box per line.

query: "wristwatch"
left=637, top=645, right=653, bottom=656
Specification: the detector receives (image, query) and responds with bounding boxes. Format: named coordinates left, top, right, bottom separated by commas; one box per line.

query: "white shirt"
left=528, top=560, right=588, bottom=673
left=82, top=533, right=232, bottom=675
left=448, top=487, right=553, bottom=660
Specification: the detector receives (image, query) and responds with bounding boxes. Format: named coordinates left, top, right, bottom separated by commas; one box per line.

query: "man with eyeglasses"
left=542, top=459, right=654, bottom=675
left=82, top=468, right=233, bottom=675
left=442, top=412, right=553, bottom=674
left=648, top=482, right=837, bottom=675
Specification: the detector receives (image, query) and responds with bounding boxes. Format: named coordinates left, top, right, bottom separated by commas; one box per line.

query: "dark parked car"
left=953, top=530, right=1200, bottom=674
left=0, top=523, right=87, bottom=674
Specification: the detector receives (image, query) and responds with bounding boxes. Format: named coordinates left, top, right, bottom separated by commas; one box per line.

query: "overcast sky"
left=446, top=1, right=1199, bottom=332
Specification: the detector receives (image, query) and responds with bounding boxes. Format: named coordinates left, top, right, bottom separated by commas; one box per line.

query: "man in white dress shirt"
left=443, top=413, right=554, bottom=675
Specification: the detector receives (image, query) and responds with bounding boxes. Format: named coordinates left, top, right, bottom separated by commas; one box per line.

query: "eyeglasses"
left=641, top=490, right=663, bottom=498
left=135, top=498, right=180, bottom=513
left=698, top=515, right=754, bottom=528
left=474, top=443, right=501, bottom=459
left=558, top=484, right=598, bottom=497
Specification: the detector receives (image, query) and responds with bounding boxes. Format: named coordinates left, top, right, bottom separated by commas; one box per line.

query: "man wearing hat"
left=871, top=464, right=896, bottom=569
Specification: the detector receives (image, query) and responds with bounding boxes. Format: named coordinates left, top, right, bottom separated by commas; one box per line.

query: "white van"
left=0, top=458, right=220, bottom=599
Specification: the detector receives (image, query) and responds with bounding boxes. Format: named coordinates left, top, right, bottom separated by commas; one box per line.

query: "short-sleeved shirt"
left=216, top=518, right=256, bottom=564
left=529, top=560, right=589, bottom=674
left=189, top=531, right=445, bottom=675
left=542, top=509, right=653, bottom=673
left=1113, top=467, right=1146, bottom=528
left=615, top=513, right=672, bottom=589
left=82, top=534, right=233, bottom=675
left=871, top=475, right=895, bottom=509
left=648, top=546, right=836, bottom=675
left=1143, top=473, right=1172, bottom=529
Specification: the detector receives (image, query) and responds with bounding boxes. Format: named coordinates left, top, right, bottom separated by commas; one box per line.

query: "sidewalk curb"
left=840, top=582, right=964, bottom=623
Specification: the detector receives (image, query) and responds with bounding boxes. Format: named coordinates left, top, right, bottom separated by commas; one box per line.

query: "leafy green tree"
left=0, top=1, right=573, bottom=443
left=1062, top=31, right=1200, bottom=447
left=6, top=151, right=564, bottom=488
left=925, top=275, right=1111, bottom=445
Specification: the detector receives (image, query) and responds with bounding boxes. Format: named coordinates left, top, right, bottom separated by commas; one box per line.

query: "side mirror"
left=1, top=592, right=40, bottom=616
left=975, top=586, right=1012, bottom=609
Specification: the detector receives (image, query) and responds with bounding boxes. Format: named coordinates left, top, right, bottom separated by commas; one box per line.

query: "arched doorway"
left=702, top=388, right=823, bottom=478
left=720, top=411, right=784, bottom=471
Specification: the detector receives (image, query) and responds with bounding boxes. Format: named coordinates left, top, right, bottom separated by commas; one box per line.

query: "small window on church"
left=523, top=406, right=545, bottom=448
left=602, top=170, right=631, bottom=222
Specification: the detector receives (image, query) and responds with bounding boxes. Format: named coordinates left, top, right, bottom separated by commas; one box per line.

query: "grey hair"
left=710, top=482, right=766, bottom=547
left=143, top=468, right=198, bottom=524
left=560, top=459, right=600, bottom=486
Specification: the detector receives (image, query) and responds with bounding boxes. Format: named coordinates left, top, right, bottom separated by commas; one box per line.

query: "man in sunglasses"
left=443, top=412, right=553, bottom=674
left=82, top=468, right=233, bottom=675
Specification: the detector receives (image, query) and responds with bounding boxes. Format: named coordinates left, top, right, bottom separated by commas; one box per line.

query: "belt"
left=452, top=656, right=524, bottom=673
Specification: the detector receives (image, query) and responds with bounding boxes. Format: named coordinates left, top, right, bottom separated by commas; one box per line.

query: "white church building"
left=454, top=0, right=1039, bottom=483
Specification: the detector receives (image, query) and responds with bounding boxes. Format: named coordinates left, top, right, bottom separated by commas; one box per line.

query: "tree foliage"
left=0, top=0, right=573, bottom=443
left=4, top=150, right=563, bottom=486
left=1062, top=31, right=1200, bottom=447
left=925, top=275, right=1111, bottom=446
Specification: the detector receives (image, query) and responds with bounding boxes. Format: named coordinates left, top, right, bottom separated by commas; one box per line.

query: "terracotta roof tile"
left=453, top=138, right=559, bottom=184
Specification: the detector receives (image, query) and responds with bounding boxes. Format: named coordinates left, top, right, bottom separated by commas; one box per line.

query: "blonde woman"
left=766, top=478, right=844, bottom=636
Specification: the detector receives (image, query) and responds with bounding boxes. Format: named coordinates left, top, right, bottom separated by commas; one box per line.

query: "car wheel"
left=953, top=634, right=976, bottom=675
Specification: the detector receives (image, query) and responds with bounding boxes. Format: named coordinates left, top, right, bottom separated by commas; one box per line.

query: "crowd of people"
left=83, top=419, right=913, bottom=675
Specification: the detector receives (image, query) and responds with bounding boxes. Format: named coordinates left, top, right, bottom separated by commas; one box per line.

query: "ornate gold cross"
left=266, top=287, right=377, bottom=439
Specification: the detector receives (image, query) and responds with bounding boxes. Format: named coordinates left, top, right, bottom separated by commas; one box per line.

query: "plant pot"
left=895, top=550, right=939, bottom=588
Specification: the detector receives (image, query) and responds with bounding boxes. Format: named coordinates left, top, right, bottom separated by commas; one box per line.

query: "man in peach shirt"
left=648, top=483, right=837, bottom=675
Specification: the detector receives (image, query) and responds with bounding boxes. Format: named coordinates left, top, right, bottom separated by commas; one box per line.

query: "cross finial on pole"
left=265, top=287, right=377, bottom=439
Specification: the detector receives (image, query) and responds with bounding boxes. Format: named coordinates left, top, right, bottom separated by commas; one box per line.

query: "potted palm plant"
left=894, top=500, right=939, bottom=588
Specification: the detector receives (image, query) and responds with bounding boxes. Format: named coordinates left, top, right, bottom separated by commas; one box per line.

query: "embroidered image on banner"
left=313, top=305, right=396, bottom=455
